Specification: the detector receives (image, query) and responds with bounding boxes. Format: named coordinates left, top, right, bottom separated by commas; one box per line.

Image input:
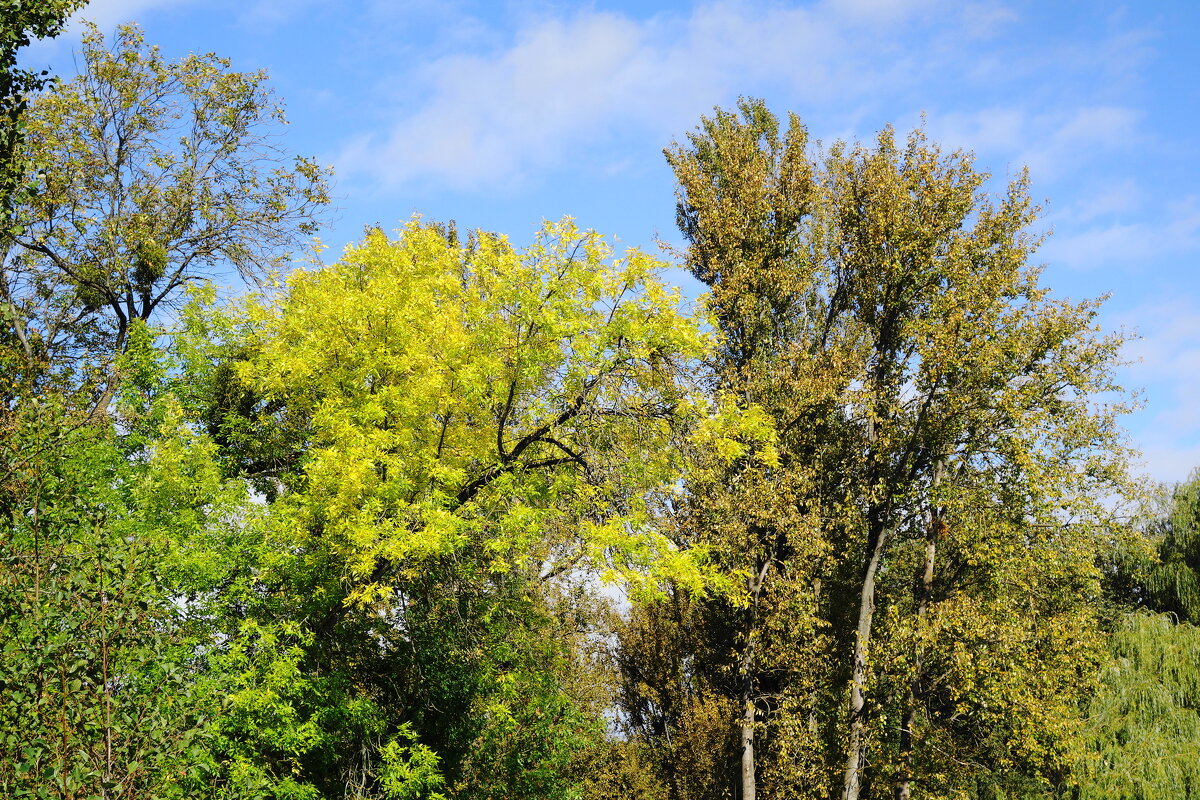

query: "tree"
left=615, top=100, right=840, bottom=800
left=0, top=17, right=334, bottom=798
left=0, top=0, right=86, bottom=232
left=166, top=218, right=724, bottom=797
left=628, top=98, right=1137, bottom=800
left=0, top=0, right=87, bottom=415
left=1069, top=470, right=1200, bottom=800
left=1134, top=470, right=1200, bottom=621
left=1069, top=612, right=1200, bottom=799
left=1, top=23, right=329, bottom=408
left=0, top=391, right=213, bottom=799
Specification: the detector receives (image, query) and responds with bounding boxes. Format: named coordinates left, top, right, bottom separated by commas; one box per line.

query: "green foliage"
left=0, top=402, right=209, bottom=798
left=0, top=0, right=86, bottom=406
left=0, top=30, right=1161, bottom=795
left=1070, top=613, right=1200, bottom=799
left=156, top=217, right=723, bottom=798
left=186, top=217, right=714, bottom=603
left=1137, top=472, right=1200, bottom=622
left=379, top=725, right=447, bottom=800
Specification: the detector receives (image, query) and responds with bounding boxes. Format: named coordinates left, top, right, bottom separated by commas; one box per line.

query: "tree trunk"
left=896, top=523, right=937, bottom=800
left=739, top=558, right=771, bottom=800
left=897, top=464, right=943, bottom=800
left=842, top=520, right=889, bottom=800
left=740, top=666, right=756, bottom=800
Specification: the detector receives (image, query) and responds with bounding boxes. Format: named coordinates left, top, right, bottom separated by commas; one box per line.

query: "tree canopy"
left=1, top=23, right=330, bottom=408
left=0, top=0, right=86, bottom=231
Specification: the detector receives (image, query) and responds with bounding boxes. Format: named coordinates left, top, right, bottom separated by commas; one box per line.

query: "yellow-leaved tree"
left=170, top=217, right=750, bottom=799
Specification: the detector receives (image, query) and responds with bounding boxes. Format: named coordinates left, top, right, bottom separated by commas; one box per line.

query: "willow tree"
left=1135, top=470, right=1200, bottom=621
left=1070, top=613, right=1200, bottom=799
left=1072, top=474, right=1200, bottom=799
left=635, top=99, right=1137, bottom=800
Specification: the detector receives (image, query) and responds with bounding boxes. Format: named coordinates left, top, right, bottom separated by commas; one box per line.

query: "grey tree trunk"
left=739, top=558, right=771, bottom=800
left=842, top=521, right=889, bottom=800
left=896, top=524, right=937, bottom=800
left=741, top=672, right=756, bottom=800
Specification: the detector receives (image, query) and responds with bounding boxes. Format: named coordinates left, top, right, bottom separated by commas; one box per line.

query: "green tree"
left=0, top=17, right=331, bottom=798
left=0, top=395, right=212, bottom=799
left=1, top=23, right=330, bottom=409
left=624, top=99, right=1137, bottom=800
left=1069, top=612, right=1200, bottom=799
left=1135, top=471, right=1200, bottom=621
left=1073, top=472, right=1200, bottom=799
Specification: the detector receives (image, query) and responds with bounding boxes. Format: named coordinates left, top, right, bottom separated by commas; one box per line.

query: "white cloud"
left=335, top=0, right=1160, bottom=194
left=237, top=0, right=326, bottom=26
left=820, top=0, right=940, bottom=25
left=928, top=106, right=1028, bottom=154
left=925, top=104, right=1143, bottom=185
left=1068, top=178, right=1144, bottom=223
left=957, top=2, right=1020, bottom=39
left=1114, top=295, right=1200, bottom=483
left=335, top=0, right=959, bottom=189
left=1052, top=106, right=1140, bottom=149
left=1132, top=444, right=1200, bottom=486
left=1041, top=223, right=1150, bottom=270
left=1019, top=106, right=1141, bottom=178
left=960, top=21, right=1155, bottom=91
left=1039, top=196, right=1200, bottom=270
left=339, top=12, right=657, bottom=188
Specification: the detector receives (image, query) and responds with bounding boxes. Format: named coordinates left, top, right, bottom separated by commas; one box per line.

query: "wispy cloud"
left=335, top=0, right=969, bottom=189
left=339, top=11, right=655, bottom=188
left=335, top=0, right=1160, bottom=195
left=71, top=0, right=195, bottom=32
left=1040, top=196, right=1200, bottom=270
left=1116, top=294, right=1200, bottom=482
left=927, top=105, right=1142, bottom=180
left=1068, top=178, right=1144, bottom=223
left=959, top=18, right=1156, bottom=91
left=236, top=0, right=327, bottom=27
left=1108, top=293, right=1200, bottom=482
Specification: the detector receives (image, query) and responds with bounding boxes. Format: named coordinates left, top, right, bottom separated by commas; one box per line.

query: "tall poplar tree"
left=624, top=99, right=1137, bottom=800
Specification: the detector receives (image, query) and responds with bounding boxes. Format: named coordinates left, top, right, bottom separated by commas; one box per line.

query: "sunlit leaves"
left=200, top=217, right=715, bottom=604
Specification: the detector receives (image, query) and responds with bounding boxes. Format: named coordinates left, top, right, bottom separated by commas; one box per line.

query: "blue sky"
left=24, top=0, right=1200, bottom=484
